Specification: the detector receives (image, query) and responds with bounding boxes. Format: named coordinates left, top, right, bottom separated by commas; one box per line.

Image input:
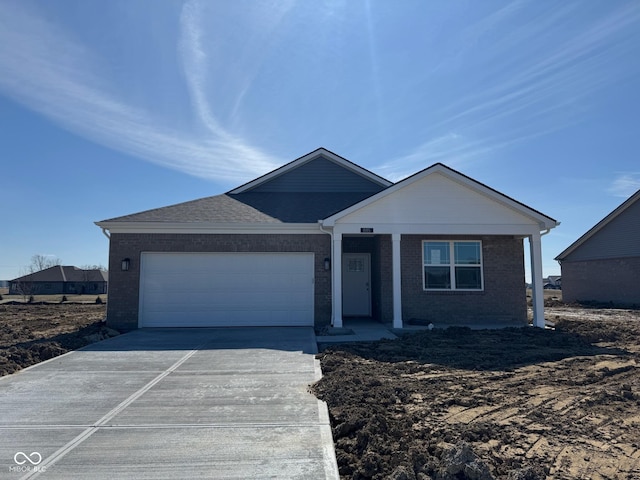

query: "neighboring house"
left=556, top=189, right=640, bottom=306
left=9, top=266, right=108, bottom=296
left=96, top=148, right=558, bottom=331
left=542, top=276, right=561, bottom=289
left=547, top=275, right=561, bottom=287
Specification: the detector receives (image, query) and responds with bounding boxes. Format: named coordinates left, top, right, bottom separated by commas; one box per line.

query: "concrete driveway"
left=0, top=328, right=338, bottom=479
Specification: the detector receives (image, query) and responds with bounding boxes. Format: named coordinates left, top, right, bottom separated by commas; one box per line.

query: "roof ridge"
left=228, top=148, right=392, bottom=194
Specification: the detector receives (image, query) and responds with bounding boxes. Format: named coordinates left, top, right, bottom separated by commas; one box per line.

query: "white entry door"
left=342, top=253, right=371, bottom=316
left=139, top=252, right=314, bottom=327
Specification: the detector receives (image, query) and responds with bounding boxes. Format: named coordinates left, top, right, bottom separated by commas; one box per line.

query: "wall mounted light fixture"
left=121, top=258, right=130, bottom=271
left=324, top=257, right=331, bottom=271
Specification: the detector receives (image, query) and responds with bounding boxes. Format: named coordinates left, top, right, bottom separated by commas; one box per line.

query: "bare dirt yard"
left=0, top=302, right=113, bottom=376
left=313, top=306, right=640, bottom=480
left=1, top=300, right=638, bottom=479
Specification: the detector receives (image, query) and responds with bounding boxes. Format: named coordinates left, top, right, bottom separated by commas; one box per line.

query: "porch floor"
left=316, top=318, right=398, bottom=344
left=316, top=317, right=532, bottom=346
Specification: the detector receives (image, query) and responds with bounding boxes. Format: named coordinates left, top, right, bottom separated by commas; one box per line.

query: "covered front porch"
left=327, top=230, right=547, bottom=330
left=319, top=164, right=556, bottom=331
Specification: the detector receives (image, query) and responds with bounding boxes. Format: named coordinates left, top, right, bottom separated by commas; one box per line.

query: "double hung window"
left=423, top=241, right=483, bottom=290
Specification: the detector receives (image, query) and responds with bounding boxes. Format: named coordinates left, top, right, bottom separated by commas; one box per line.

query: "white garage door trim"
left=139, top=252, right=315, bottom=327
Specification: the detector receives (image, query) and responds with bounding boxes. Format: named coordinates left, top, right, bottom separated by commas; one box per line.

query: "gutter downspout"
left=540, top=219, right=560, bottom=237
left=100, top=227, right=110, bottom=239
left=318, top=220, right=332, bottom=238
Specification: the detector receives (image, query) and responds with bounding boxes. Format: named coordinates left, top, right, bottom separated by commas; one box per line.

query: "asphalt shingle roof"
left=99, top=192, right=377, bottom=224
left=11, top=266, right=108, bottom=283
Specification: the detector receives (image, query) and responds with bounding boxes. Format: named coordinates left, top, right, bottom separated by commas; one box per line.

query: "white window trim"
left=422, top=240, right=484, bottom=291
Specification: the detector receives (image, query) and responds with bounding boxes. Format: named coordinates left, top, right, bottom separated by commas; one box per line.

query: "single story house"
left=556, top=189, right=640, bottom=306
left=546, top=275, right=561, bottom=287
left=96, top=148, right=558, bottom=331
left=9, top=266, right=108, bottom=296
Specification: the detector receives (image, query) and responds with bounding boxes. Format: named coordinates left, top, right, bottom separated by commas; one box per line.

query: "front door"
left=342, top=253, right=371, bottom=316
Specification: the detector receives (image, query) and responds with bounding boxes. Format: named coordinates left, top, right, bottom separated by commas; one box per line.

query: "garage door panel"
left=142, top=292, right=311, bottom=310
left=144, top=310, right=311, bottom=327
left=139, top=253, right=314, bottom=327
left=144, top=272, right=311, bottom=290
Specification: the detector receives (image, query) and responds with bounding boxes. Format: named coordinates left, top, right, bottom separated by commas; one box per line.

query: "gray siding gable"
left=246, top=155, right=387, bottom=193
left=98, top=150, right=392, bottom=225
left=229, top=192, right=377, bottom=222
left=561, top=193, right=640, bottom=262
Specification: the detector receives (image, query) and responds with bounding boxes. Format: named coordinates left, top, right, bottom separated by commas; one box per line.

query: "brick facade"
left=398, top=235, right=526, bottom=325
left=561, top=257, right=640, bottom=306
left=107, top=232, right=527, bottom=330
left=107, top=233, right=332, bottom=330
left=374, top=235, right=394, bottom=321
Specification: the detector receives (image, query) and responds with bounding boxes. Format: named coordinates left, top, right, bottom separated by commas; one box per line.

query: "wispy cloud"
left=379, top=2, right=640, bottom=179
left=177, top=0, right=294, bottom=171
left=608, top=173, right=640, bottom=198
left=0, top=0, right=278, bottom=183
left=377, top=124, right=565, bottom=181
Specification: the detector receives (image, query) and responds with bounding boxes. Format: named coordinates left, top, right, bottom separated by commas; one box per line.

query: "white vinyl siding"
left=423, top=241, right=483, bottom=291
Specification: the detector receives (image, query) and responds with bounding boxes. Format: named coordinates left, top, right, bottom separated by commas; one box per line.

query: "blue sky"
left=1, top=0, right=639, bottom=281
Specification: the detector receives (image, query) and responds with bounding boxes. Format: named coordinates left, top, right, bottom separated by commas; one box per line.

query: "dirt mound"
left=0, top=303, right=116, bottom=376
left=312, top=307, right=640, bottom=479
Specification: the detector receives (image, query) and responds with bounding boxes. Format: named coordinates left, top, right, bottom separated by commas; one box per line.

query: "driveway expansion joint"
left=18, top=344, right=205, bottom=480
left=3, top=328, right=339, bottom=479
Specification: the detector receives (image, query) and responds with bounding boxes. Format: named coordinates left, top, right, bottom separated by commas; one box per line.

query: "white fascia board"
left=445, top=171, right=559, bottom=230
left=332, top=223, right=542, bottom=236
left=228, top=148, right=392, bottom=194
left=94, top=221, right=323, bottom=235
left=323, top=163, right=558, bottom=231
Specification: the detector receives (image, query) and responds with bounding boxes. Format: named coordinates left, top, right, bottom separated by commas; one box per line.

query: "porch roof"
left=322, top=163, right=558, bottom=235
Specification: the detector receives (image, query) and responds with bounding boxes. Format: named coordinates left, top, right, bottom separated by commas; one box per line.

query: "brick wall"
left=374, top=235, right=394, bottom=321
left=399, top=235, right=527, bottom=325
left=107, top=233, right=331, bottom=330
left=107, top=232, right=528, bottom=330
left=561, top=257, right=640, bottom=306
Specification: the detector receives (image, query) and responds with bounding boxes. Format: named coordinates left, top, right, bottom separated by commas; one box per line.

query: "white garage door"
left=139, top=253, right=315, bottom=327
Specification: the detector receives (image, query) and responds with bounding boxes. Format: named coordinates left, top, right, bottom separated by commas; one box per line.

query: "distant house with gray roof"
left=9, top=266, right=108, bottom=296
left=556, top=189, right=640, bottom=306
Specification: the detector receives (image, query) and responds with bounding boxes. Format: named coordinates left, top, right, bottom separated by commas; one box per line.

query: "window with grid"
left=423, top=241, right=483, bottom=290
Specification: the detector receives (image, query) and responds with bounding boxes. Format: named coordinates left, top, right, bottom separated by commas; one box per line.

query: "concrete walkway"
left=316, top=318, right=399, bottom=344
left=315, top=318, right=530, bottom=346
left=0, top=328, right=338, bottom=479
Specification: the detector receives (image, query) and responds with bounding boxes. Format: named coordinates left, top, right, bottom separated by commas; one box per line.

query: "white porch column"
left=529, top=232, right=545, bottom=328
left=392, top=233, right=403, bottom=329
left=332, top=234, right=343, bottom=328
